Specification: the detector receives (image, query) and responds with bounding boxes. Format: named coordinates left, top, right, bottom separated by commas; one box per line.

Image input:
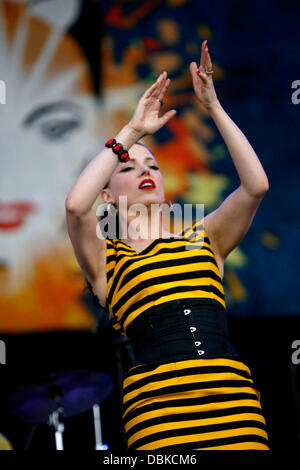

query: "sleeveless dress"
left=105, top=219, right=270, bottom=451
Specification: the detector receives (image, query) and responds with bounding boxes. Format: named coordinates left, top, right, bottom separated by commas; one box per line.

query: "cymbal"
left=0, top=433, right=13, bottom=450
left=2, top=369, right=113, bottom=423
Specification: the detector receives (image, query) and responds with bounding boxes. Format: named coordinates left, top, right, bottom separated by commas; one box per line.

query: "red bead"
left=120, top=151, right=129, bottom=162
left=106, top=138, right=129, bottom=161
left=114, top=144, right=122, bottom=152
left=105, top=138, right=115, bottom=147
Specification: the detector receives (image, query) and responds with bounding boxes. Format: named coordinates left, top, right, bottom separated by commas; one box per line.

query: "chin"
left=138, top=196, right=161, bottom=206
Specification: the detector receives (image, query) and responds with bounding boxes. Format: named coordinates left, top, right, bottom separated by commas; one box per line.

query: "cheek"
left=157, top=173, right=164, bottom=190
left=119, top=173, right=136, bottom=190
left=112, top=173, right=135, bottom=197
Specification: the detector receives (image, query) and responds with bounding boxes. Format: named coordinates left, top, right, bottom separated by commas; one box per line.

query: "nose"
left=139, top=165, right=151, bottom=176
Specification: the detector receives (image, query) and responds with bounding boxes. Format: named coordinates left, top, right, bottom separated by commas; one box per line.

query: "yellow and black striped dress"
left=105, top=220, right=270, bottom=450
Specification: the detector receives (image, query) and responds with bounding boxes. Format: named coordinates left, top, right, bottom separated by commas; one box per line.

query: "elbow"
left=261, top=174, right=270, bottom=193
left=241, top=179, right=269, bottom=198
left=253, top=186, right=269, bottom=198
left=65, top=197, right=73, bottom=211
left=65, top=196, right=78, bottom=214
left=257, top=179, right=270, bottom=196
left=65, top=197, right=91, bottom=217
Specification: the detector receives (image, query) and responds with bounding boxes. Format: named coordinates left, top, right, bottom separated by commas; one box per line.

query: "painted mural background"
left=1, top=0, right=299, bottom=333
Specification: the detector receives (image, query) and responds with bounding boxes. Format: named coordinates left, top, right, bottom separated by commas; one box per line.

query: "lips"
left=0, top=201, right=37, bottom=231
left=138, top=178, right=156, bottom=190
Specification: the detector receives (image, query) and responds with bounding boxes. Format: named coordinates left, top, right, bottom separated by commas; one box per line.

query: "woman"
left=66, top=40, right=270, bottom=450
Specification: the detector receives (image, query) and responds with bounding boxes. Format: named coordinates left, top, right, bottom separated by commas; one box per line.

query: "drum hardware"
left=2, top=369, right=113, bottom=450
left=93, top=404, right=109, bottom=450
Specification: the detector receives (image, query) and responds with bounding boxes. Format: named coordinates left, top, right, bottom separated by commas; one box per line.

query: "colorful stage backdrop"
left=1, top=0, right=299, bottom=333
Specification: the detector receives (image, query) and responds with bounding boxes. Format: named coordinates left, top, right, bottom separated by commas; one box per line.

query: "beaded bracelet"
left=105, top=138, right=130, bottom=162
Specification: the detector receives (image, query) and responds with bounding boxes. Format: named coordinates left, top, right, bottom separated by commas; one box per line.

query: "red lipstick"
left=138, top=178, right=156, bottom=190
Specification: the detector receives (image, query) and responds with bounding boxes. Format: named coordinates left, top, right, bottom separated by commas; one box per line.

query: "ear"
left=101, top=188, right=115, bottom=205
left=26, top=0, right=81, bottom=30
left=101, top=188, right=109, bottom=203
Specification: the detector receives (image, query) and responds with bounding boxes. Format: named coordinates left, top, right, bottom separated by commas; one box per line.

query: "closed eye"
left=121, top=165, right=159, bottom=172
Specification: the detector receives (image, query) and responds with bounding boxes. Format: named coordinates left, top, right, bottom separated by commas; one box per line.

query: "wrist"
left=112, top=124, right=144, bottom=158
left=206, top=100, right=222, bottom=114
left=125, top=123, right=144, bottom=141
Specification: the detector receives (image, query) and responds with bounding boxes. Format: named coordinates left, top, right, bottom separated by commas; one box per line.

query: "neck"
left=119, top=205, right=172, bottom=242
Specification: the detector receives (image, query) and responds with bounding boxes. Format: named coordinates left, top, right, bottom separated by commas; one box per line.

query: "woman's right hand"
left=128, top=71, right=176, bottom=137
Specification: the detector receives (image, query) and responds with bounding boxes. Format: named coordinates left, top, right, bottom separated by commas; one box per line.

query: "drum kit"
left=2, top=369, right=113, bottom=450
left=0, top=307, right=136, bottom=451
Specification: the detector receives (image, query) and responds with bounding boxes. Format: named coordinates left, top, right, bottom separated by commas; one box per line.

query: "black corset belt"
left=125, top=298, right=240, bottom=366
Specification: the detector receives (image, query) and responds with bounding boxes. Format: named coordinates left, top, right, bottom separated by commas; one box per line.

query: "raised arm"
left=65, top=123, right=142, bottom=284
left=189, top=40, right=269, bottom=262
left=65, top=71, right=176, bottom=284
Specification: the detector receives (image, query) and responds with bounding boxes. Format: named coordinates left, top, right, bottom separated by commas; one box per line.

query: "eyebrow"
left=129, top=157, right=155, bottom=162
left=23, top=101, right=82, bottom=126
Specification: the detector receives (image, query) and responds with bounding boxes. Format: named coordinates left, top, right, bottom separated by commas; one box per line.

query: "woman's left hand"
left=190, top=40, right=220, bottom=111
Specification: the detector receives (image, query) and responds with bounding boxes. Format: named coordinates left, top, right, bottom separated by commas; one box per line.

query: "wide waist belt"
left=125, top=298, right=239, bottom=366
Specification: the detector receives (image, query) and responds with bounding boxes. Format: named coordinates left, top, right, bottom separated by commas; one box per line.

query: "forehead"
left=117, top=143, right=157, bottom=167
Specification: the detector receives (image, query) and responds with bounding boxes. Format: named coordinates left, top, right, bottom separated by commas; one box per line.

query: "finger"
left=143, top=73, right=163, bottom=99
left=199, top=40, right=207, bottom=69
left=205, top=42, right=213, bottom=71
left=155, top=71, right=168, bottom=98
left=158, top=77, right=171, bottom=100
left=159, top=109, right=176, bottom=126
left=190, top=61, right=208, bottom=85
left=190, top=61, right=199, bottom=76
left=198, top=65, right=209, bottom=84
left=143, top=81, right=159, bottom=99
